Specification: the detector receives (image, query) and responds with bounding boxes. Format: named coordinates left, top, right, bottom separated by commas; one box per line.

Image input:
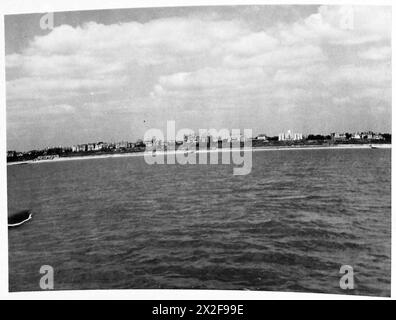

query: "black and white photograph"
left=4, top=2, right=392, bottom=297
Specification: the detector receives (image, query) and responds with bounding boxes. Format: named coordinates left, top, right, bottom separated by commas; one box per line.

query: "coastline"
left=7, top=143, right=392, bottom=166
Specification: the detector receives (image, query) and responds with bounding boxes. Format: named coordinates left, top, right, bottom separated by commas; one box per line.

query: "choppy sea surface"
left=8, top=148, right=391, bottom=296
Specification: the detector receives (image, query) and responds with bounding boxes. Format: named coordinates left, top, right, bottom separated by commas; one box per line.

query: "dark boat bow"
left=8, top=210, right=32, bottom=227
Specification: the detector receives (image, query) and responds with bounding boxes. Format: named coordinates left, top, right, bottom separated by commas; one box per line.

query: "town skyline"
left=7, top=128, right=391, bottom=154
left=6, top=5, right=391, bottom=151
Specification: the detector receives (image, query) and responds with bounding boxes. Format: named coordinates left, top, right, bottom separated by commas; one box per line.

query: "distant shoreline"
left=7, top=143, right=391, bottom=166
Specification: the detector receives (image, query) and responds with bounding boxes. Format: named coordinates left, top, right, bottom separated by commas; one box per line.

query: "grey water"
left=7, top=148, right=391, bottom=296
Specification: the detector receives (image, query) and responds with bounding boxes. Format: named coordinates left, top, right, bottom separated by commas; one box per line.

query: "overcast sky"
left=5, top=5, right=391, bottom=151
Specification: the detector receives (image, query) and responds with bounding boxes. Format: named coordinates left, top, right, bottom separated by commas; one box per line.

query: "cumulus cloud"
left=358, top=46, right=391, bottom=60
left=5, top=5, right=392, bottom=150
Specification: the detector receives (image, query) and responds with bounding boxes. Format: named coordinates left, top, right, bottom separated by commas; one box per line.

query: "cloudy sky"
left=5, top=5, right=391, bottom=151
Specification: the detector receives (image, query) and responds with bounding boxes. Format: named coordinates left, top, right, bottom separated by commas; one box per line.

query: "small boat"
left=8, top=210, right=32, bottom=228
left=370, top=145, right=379, bottom=149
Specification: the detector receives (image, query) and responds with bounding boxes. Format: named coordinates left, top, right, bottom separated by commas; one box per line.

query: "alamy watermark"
left=339, top=265, right=354, bottom=290
left=143, top=121, right=252, bottom=176
left=39, top=265, right=54, bottom=290
left=339, top=6, right=354, bottom=30
left=40, top=13, right=54, bottom=30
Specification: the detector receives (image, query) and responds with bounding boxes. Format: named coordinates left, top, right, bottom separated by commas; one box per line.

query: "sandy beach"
left=7, top=143, right=391, bottom=166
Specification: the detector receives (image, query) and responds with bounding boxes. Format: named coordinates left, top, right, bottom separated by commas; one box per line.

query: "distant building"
left=279, top=130, right=291, bottom=141
left=331, top=133, right=347, bottom=141
left=107, top=142, right=116, bottom=149
left=115, top=141, right=128, bottom=149
left=360, top=131, right=374, bottom=140
left=79, top=144, right=88, bottom=152
left=279, top=130, right=303, bottom=141
left=144, top=139, right=153, bottom=147
left=94, top=142, right=103, bottom=151
left=293, top=133, right=303, bottom=141
left=373, top=133, right=384, bottom=140
left=256, top=134, right=267, bottom=140
left=7, top=151, right=17, bottom=158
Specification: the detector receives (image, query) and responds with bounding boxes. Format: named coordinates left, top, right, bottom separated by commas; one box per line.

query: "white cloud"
left=223, top=31, right=279, bottom=56
left=358, top=46, right=391, bottom=60
left=223, top=44, right=326, bottom=69
left=328, top=64, right=391, bottom=85
left=5, top=5, right=392, bottom=150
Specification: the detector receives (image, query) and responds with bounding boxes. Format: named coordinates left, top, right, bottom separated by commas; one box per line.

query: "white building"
left=256, top=134, right=267, bottom=140
left=293, top=133, right=303, bottom=140
left=279, top=130, right=303, bottom=141
left=94, top=142, right=103, bottom=151
left=332, top=133, right=347, bottom=141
